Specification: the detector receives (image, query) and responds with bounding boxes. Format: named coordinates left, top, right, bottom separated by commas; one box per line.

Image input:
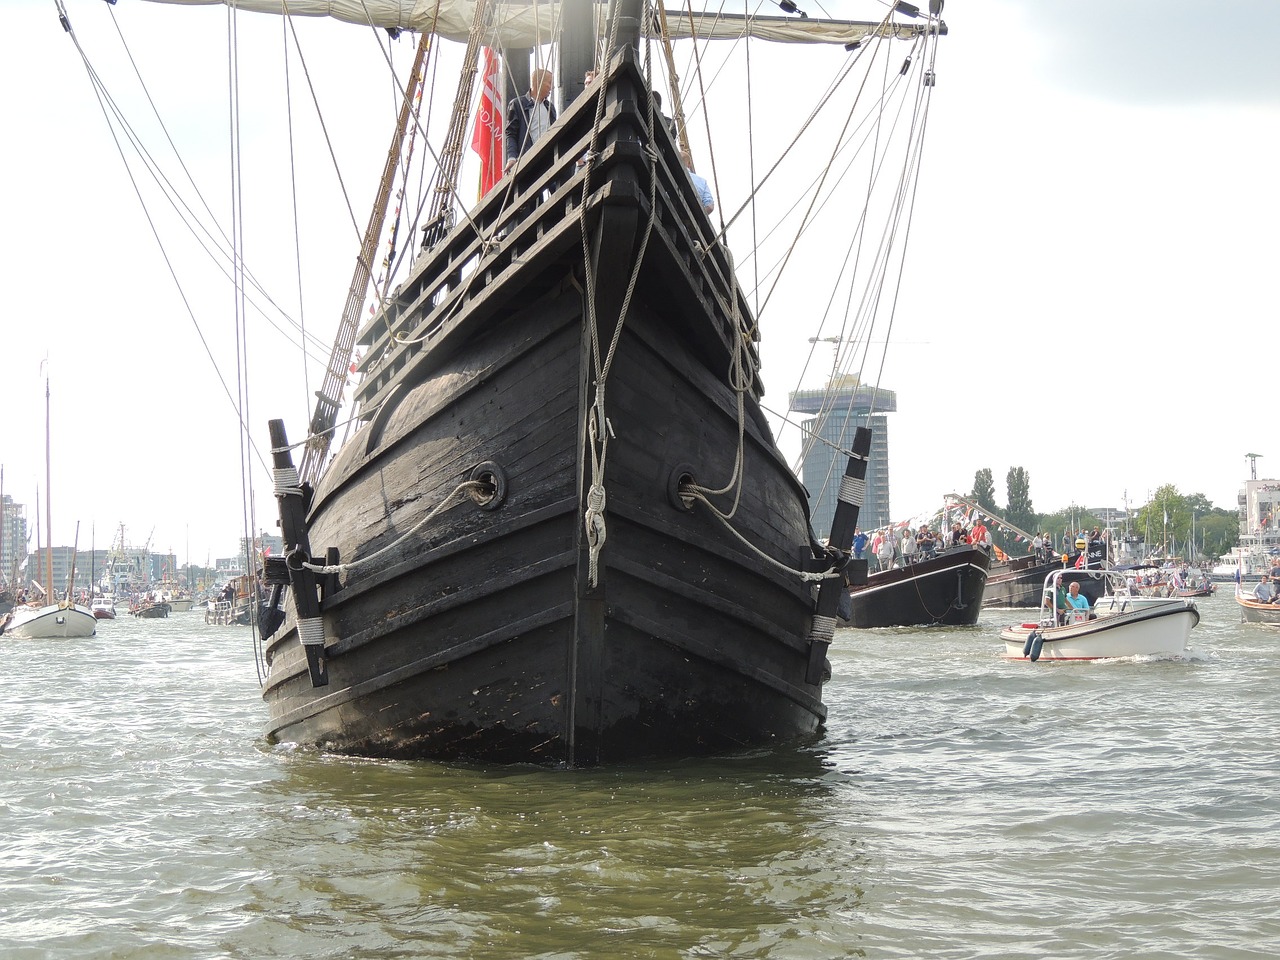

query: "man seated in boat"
left=1064, top=580, right=1093, bottom=622
left=1252, top=576, right=1272, bottom=603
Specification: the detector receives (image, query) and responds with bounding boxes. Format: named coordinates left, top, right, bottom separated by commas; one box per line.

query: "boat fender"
left=1022, top=630, right=1037, bottom=657
left=1029, top=633, right=1044, bottom=662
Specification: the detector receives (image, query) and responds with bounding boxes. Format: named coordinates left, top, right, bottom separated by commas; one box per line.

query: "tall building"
left=29, top=546, right=80, bottom=598
left=1, top=495, right=28, bottom=587
left=789, top=376, right=896, bottom=537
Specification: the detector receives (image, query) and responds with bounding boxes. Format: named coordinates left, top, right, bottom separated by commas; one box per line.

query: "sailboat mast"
left=653, top=6, right=692, bottom=156
left=67, top=521, right=80, bottom=602
left=34, top=488, right=41, bottom=597
left=560, top=0, right=595, bottom=102
left=298, top=33, right=433, bottom=487
left=608, top=0, right=644, bottom=52
left=44, top=377, right=53, bottom=597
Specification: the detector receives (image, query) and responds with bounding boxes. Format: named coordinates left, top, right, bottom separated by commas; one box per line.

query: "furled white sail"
left=140, top=0, right=934, bottom=46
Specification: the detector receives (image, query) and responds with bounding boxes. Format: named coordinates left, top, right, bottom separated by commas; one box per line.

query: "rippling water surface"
left=3, top=590, right=1277, bottom=958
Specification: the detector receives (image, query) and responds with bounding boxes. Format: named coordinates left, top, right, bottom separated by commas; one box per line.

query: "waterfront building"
left=1231, top=479, right=1280, bottom=565
left=73, top=549, right=110, bottom=592
left=789, top=376, right=896, bottom=536
left=215, top=556, right=245, bottom=579
left=1, top=496, right=27, bottom=587
left=29, top=546, right=81, bottom=598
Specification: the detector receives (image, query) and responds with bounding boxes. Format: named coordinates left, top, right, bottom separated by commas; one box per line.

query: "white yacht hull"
left=3, top=603, right=98, bottom=639
left=1000, top=602, right=1198, bottom=661
left=1089, top=595, right=1186, bottom=617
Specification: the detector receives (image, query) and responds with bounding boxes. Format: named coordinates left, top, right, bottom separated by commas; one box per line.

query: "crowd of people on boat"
left=850, top=518, right=994, bottom=571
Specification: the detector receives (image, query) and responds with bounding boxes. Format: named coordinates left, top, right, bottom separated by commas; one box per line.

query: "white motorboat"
left=999, top=569, right=1198, bottom=661
left=2, top=601, right=97, bottom=639
left=91, top=596, right=117, bottom=620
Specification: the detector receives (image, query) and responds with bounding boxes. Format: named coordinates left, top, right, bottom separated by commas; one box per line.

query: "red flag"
left=471, top=48, right=503, bottom=197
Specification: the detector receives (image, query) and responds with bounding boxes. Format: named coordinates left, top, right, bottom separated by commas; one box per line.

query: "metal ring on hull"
left=469, top=461, right=507, bottom=510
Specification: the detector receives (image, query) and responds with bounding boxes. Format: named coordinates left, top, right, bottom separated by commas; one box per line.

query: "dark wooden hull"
left=262, top=58, right=826, bottom=766
left=842, top=546, right=991, bottom=628
left=983, top=554, right=1076, bottom=608
left=131, top=603, right=170, bottom=619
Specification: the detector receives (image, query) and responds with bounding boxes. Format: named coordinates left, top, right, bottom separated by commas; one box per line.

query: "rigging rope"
left=301, top=480, right=487, bottom=575
left=683, top=489, right=840, bottom=584
left=226, top=1, right=267, bottom=672
left=48, top=2, right=272, bottom=478
left=577, top=1, right=662, bottom=586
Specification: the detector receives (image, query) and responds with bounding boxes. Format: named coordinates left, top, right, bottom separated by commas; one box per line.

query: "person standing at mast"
left=504, top=68, right=556, bottom=173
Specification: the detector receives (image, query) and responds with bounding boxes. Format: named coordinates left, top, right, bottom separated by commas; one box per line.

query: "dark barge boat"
left=983, top=553, right=1073, bottom=608
left=842, top=544, right=991, bottom=628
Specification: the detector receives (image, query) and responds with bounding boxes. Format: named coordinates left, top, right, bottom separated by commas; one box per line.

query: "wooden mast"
left=653, top=5, right=692, bottom=157
left=298, top=33, right=433, bottom=487
left=44, top=377, right=53, bottom=599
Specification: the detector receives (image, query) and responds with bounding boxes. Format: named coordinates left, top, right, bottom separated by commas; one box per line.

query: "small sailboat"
left=1, top=378, right=96, bottom=640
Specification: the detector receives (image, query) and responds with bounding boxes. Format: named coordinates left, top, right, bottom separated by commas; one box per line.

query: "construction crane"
left=1246, top=453, right=1263, bottom=481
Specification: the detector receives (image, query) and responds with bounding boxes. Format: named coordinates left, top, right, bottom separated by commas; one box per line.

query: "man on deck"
left=504, top=68, right=556, bottom=173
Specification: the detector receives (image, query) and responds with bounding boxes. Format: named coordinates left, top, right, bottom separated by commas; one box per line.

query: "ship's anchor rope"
left=301, top=479, right=486, bottom=575
left=683, top=489, right=839, bottom=584
left=577, top=13, right=659, bottom=588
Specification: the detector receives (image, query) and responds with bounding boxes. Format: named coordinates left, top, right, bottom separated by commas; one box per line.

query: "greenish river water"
left=3, top=588, right=1276, bottom=958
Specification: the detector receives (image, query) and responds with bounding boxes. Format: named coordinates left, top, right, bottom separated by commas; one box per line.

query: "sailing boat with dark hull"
left=109, top=0, right=945, bottom=764
left=262, top=52, right=838, bottom=764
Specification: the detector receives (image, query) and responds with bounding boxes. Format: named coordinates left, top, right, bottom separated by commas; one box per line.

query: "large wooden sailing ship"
left=119, top=0, right=947, bottom=764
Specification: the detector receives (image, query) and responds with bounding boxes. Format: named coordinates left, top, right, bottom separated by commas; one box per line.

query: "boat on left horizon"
left=0, top=378, right=95, bottom=640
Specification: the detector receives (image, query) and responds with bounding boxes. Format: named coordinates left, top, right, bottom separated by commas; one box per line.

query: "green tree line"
left=969, top=471, right=1237, bottom=560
